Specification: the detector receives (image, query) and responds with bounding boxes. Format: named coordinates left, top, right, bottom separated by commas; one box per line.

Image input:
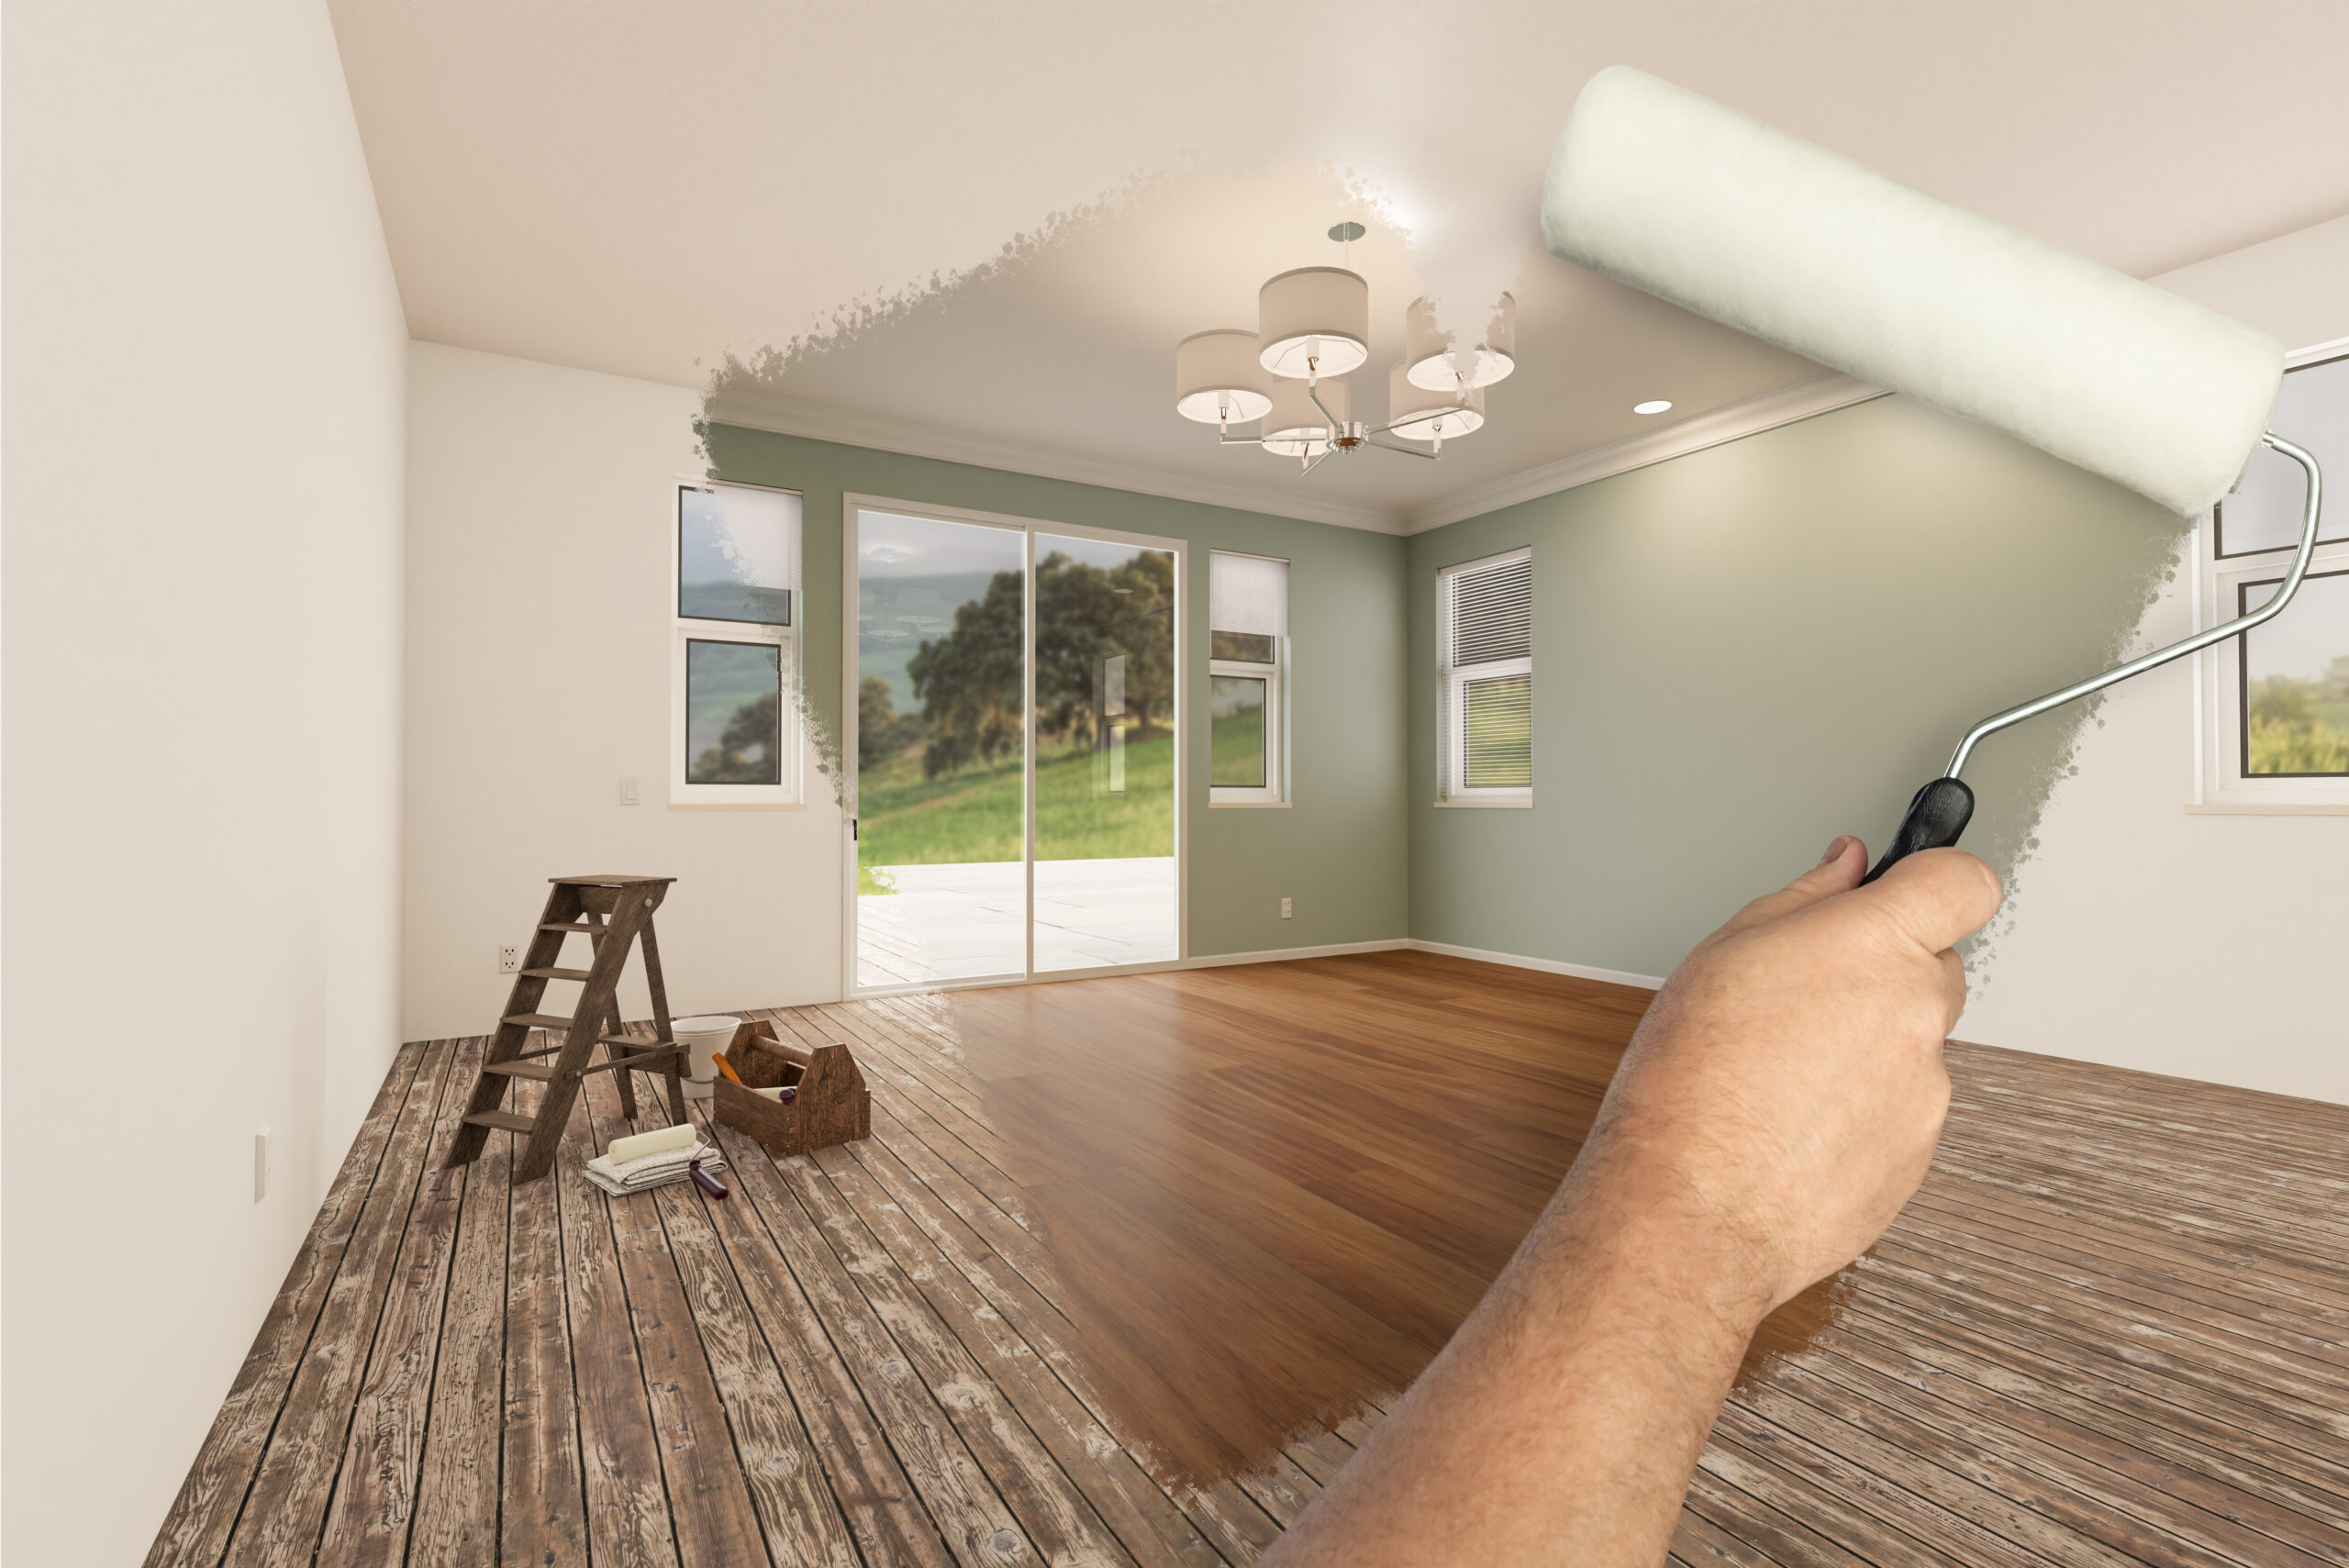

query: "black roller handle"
left=1860, top=777, right=1976, bottom=885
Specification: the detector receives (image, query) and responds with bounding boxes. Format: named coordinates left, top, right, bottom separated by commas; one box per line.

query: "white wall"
left=403, top=342, right=845, bottom=1042
left=1, top=4, right=407, bottom=1562
left=1965, top=218, right=2349, bottom=1105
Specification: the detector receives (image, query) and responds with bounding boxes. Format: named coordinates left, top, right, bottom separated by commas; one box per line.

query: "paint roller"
left=1542, top=67, right=2325, bottom=882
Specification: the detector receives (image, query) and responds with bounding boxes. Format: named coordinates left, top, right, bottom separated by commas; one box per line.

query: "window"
left=1208, top=550, right=1286, bottom=805
left=2197, top=350, right=2349, bottom=809
left=672, top=481, right=801, bottom=806
left=1439, top=547, right=1532, bottom=806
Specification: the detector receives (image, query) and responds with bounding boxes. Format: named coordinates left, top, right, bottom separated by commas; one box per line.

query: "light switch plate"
left=1280, top=897, right=1293, bottom=919
left=618, top=775, right=640, bottom=806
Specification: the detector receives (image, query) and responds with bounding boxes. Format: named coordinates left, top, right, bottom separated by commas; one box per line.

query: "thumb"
left=1707, top=835, right=1868, bottom=943
left=1851, top=847, right=2004, bottom=956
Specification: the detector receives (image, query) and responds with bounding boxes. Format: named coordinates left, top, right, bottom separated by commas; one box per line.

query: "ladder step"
left=462, top=1109, right=538, bottom=1134
left=521, top=966, right=592, bottom=982
left=483, top=1060, right=557, bottom=1081
left=601, top=1033, right=670, bottom=1047
left=539, top=922, right=606, bottom=933
left=582, top=1045, right=683, bottom=1076
left=502, top=1013, right=578, bottom=1031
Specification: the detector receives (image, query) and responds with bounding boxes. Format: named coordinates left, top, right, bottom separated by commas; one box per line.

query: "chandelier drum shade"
left=1386, top=365, right=1486, bottom=443
left=1172, top=222, right=1519, bottom=476
left=1174, top=330, right=1275, bottom=425
left=1257, top=267, right=1371, bottom=380
left=1262, top=375, right=1350, bottom=457
left=1405, top=292, right=1518, bottom=391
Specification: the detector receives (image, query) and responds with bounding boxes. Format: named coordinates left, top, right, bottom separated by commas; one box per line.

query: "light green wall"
left=705, top=423, right=1410, bottom=958
left=1407, top=395, right=2185, bottom=975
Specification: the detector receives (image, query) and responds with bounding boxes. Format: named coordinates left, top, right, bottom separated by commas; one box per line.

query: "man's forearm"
left=1264, top=1161, right=1767, bottom=1567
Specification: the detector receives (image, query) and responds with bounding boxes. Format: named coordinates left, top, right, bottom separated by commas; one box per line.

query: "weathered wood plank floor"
left=149, top=951, right=2349, bottom=1566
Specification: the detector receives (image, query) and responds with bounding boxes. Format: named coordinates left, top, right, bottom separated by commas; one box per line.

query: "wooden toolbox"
left=711, top=1018, right=872, bottom=1157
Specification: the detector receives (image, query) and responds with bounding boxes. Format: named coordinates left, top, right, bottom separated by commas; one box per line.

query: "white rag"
left=584, top=1139, right=726, bottom=1196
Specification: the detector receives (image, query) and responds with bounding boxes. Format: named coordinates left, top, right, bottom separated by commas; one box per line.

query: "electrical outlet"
left=254, top=1126, right=271, bottom=1204
left=1280, top=896, right=1292, bottom=919
left=618, top=774, right=640, bottom=806
left=497, top=943, right=521, bottom=974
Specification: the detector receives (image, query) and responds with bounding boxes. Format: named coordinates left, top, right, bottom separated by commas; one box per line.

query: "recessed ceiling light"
left=1633, top=399, right=1673, bottom=415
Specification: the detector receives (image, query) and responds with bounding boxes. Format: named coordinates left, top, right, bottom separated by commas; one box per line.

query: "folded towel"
left=584, top=1139, right=726, bottom=1196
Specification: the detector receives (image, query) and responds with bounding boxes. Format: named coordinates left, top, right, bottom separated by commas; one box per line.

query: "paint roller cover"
left=1541, top=67, right=2283, bottom=517
left=606, top=1121, right=696, bottom=1164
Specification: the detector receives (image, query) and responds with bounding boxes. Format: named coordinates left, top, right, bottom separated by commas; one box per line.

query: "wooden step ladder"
left=445, top=873, right=687, bottom=1183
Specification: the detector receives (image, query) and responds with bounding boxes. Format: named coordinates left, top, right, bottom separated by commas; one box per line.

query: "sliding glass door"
left=1031, top=532, right=1177, bottom=973
left=849, top=502, right=1181, bottom=991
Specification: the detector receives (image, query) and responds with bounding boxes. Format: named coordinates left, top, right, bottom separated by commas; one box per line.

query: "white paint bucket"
left=671, top=1014, right=743, bottom=1099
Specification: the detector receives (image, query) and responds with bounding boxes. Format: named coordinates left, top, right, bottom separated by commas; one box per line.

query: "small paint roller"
left=606, top=1120, right=696, bottom=1165
left=1542, top=68, right=2326, bottom=881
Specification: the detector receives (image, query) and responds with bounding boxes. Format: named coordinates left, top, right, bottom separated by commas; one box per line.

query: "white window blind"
left=1209, top=550, right=1286, bottom=805
left=1440, top=547, right=1532, bottom=803
left=1210, top=550, right=1288, bottom=636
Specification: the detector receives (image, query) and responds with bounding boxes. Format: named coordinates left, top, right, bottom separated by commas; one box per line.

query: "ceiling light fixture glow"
left=1633, top=399, right=1674, bottom=415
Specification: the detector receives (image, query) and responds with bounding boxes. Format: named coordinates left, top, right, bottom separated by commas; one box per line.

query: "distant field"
left=858, top=731, right=1174, bottom=873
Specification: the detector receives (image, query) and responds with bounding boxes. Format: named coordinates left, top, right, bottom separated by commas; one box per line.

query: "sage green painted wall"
left=705, top=423, right=1410, bottom=958
left=1407, top=395, right=2185, bottom=976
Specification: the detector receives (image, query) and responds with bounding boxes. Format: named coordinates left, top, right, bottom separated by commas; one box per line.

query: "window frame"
left=1208, top=550, right=1289, bottom=807
left=1438, top=546, right=1534, bottom=808
left=670, top=479, right=802, bottom=808
left=2193, top=347, right=2349, bottom=812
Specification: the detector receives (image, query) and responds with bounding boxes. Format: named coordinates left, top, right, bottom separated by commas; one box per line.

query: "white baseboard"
left=1403, top=939, right=1664, bottom=990
left=1182, top=938, right=1414, bottom=970
left=1181, top=935, right=1665, bottom=990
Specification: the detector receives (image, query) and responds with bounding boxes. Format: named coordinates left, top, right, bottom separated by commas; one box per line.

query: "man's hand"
left=1264, top=837, right=2002, bottom=1568
left=1583, top=835, right=2005, bottom=1319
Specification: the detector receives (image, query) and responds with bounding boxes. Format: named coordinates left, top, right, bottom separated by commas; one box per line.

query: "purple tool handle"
left=688, top=1158, right=729, bottom=1199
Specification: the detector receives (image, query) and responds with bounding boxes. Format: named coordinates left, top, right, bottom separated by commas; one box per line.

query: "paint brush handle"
left=1860, top=777, right=1975, bottom=885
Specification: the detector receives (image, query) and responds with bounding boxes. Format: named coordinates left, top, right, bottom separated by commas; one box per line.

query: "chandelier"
left=1174, top=222, right=1515, bottom=474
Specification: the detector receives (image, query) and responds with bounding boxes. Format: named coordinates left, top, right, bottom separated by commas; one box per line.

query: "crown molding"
left=702, top=386, right=1408, bottom=535
left=1398, top=373, right=1887, bottom=534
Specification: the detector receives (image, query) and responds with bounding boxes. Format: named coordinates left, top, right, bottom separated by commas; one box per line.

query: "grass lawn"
left=858, top=730, right=1174, bottom=875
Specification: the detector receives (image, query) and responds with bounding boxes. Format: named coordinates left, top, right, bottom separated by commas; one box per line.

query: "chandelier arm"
left=1217, top=435, right=1267, bottom=447
left=1363, top=439, right=1441, bottom=460
left=1307, top=383, right=1341, bottom=433
left=1298, top=446, right=1336, bottom=476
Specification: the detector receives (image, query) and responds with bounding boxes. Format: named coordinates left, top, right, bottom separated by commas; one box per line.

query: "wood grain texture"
left=148, top=951, right=2349, bottom=1567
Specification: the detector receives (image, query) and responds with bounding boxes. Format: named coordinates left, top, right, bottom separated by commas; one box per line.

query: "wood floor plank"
left=784, top=1142, right=1141, bottom=1566
left=143, top=1040, right=427, bottom=1568
left=222, top=1039, right=460, bottom=1566
left=155, top=959, right=2349, bottom=1568
left=408, top=1046, right=510, bottom=1568
left=666, top=1105, right=960, bottom=1568
left=582, top=1079, right=774, bottom=1568
left=316, top=1034, right=484, bottom=1565
left=715, top=1118, right=1037, bottom=1568
left=499, top=1073, right=589, bottom=1567
left=554, top=1069, right=679, bottom=1568
left=1792, top=1349, right=2338, bottom=1567
left=1834, top=1297, right=2349, bottom=1534
left=828, top=1130, right=1231, bottom=1568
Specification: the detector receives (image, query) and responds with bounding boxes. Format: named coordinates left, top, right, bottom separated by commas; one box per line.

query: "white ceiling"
left=328, top=1, right=2349, bottom=529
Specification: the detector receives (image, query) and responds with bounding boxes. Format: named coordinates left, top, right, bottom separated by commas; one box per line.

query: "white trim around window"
left=1438, top=546, right=1534, bottom=806
left=2191, top=346, right=2349, bottom=813
left=1208, top=550, right=1288, bottom=806
left=670, top=478, right=803, bottom=808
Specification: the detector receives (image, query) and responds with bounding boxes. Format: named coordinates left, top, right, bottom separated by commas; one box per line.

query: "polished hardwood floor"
left=150, top=951, right=2349, bottom=1566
